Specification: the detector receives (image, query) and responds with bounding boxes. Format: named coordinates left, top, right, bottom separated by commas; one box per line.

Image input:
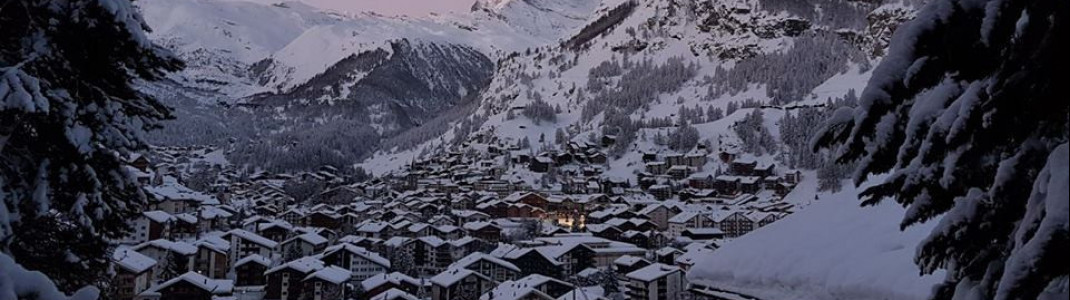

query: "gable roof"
left=625, top=263, right=681, bottom=282
left=235, top=254, right=272, bottom=268
left=323, top=244, right=390, bottom=268
left=134, top=239, right=197, bottom=256
left=266, top=256, right=325, bottom=275
left=304, top=266, right=351, bottom=284
left=113, top=248, right=156, bottom=274
left=450, top=252, right=521, bottom=273
left=227, top=229, right=279, bottom=249
left=369, top=288, right=419, bottom=300
left=360, top=272, right=422, bottom=291
left=150, top=272, right=233, bottom=295
left=430, top=268, right=489, bottom=287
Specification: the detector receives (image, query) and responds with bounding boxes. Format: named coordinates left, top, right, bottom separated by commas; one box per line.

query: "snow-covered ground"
left=687, top=178, right=945, bottom=300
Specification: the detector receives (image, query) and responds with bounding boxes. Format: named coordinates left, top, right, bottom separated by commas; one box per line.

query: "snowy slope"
left=361, top=0, right=907, bottom=175
left=467, top=0, right=603, bottom=42
left=686, top=179, right=945, bottom=300
left=139, top=0, right=605, bottom=96
left=139, top=0, right=332, bottom=63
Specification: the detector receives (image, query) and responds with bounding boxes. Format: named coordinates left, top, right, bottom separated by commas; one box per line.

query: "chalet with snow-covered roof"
left=112, top=248, right=156, bottom=300
left=482, top=274, right=575, bottom=300
left=706, top=211, right=755, bottom=238
left=410, top=236, right=455, bottom=276
left=730, top=157, right=758, bottom=175
left=301, top=266, right=351, bottom=300
left=256, top=220, right=295, bottom=243
left=667, top=211, right=706, bottom=237
left=684, top=149, right=708, bottom=169
left=356, top=221, right=390, bottom=239
left=122, top=210, right=174, bottom=245
left=529, top=156, right=553, bottom=173
left=667, top=165, right=694, bottom=180
left=224, top=229, right=278, bottom=266
left=645, top=162, right=668, bottom=175
left=588, top=152, right=608, bottom=164
left=655, top=247, right=684, bottom=265
left=713, top=175, right=741, bottom=195
left=430, top=268, right=493, bottom=300
left=613, top=255, right=651, bottom=276
left=586, top=224, right=623, bottom=241
left=280, top=232, right=329, bottom=260
left=625, top=263, right=686, bottom=300
left=320, top=244, right=391, bottom=282
left=449, top=253, right=522, bottom=283
left=234, top=254, right=271, bottom=287
left=170, top=213, right=199, bottom=240
left=278, top=209, right=307, bottom=226
left=265, top=257, right=326, bottom=300
left=361, top=272, right=423, bottom=300
left=506, top=203, right=546, bottom=219
left=132, top=239, right=197, bottom=282
left=144, top=271, right=233, bottom=300
left=192, top=240, right=229, bottom=279
left=620, top=230, right=661, bottom=249
left=637, top=204, right=674, bottom=230
left=648, top=184, right=672, bottom=200
left=463, top=221, right=502, bottom=243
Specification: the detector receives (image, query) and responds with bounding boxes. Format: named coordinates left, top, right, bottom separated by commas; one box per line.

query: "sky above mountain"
left=235, top=0, right=476, bottom=16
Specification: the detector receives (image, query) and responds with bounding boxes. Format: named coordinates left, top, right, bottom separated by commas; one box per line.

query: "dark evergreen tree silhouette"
left=813, top=0, right=1068, bottom=298
left=1, top=0, right=181, bottom=293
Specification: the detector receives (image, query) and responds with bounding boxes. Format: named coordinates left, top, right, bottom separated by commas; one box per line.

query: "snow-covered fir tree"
left=814, top=0, right=1069, bottom=298
left=1, top=0, right=181, bottom=296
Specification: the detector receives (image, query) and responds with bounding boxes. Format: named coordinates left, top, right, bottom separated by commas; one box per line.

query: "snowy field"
left=687, top=179, right=945, bottom=300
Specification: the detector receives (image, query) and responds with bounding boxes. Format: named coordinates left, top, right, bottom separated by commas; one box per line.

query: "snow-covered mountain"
left=136, top=0, right=611, bottom=172
left=136, top=0, right=918, bottom=175
left=138, top=0, right=603, bottom=98
left=360, top=0, right=919, bottom=175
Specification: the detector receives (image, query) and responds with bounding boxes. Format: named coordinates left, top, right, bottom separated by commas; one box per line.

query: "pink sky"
left=294, top=0, right=477, bottom=16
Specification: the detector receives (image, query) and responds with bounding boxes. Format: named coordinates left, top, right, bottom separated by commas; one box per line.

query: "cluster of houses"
left=110, top=138, right=802, bottom=300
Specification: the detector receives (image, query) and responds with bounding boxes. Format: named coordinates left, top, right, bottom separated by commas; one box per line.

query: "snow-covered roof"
left=194, top=236, right=231, bottom=252
left=304, top=266, right=351, bottom=284
left=430, top=268, right=488, bottom=287
left=200, top=205, right=234, bottom=219
left=235, top=254, right=272, bottom=267
left=556, top=286, right=605, bottom=300
left=357, top=221, right=390, bottom=233
left=656, top=247, right=683, bottom=257
left=368, top=288, right=419, bottom=300
left=150, top=271, right=233, bottom=294
left=145, top=176, right=219, bottom=205
left=668, top=211, right=700, bottom=223
left=113, top=248, right=157, bottom=274
left=142, top=210, right=175, bottom=223
left=266, top=256, right=325, bottom=275
left=360, top=272, right=422, bottom=291
left=135, top=239, right=197, bottom=256
left=286, top=232, right=328, bottom=246
left=227, top=229, right=279, bottom=249
left=463, top=221, right=499, bottom=231
left=450, top=252, right=521, bottom=272
left=625, top=263, right=681, bottom=282
left=174, top=213, right=197, bottom=224
left=323, top=244, right=390, bottom=268
left=613, top=255, right=648, bottom=267
left=481, top=274, right=570, bottom=300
